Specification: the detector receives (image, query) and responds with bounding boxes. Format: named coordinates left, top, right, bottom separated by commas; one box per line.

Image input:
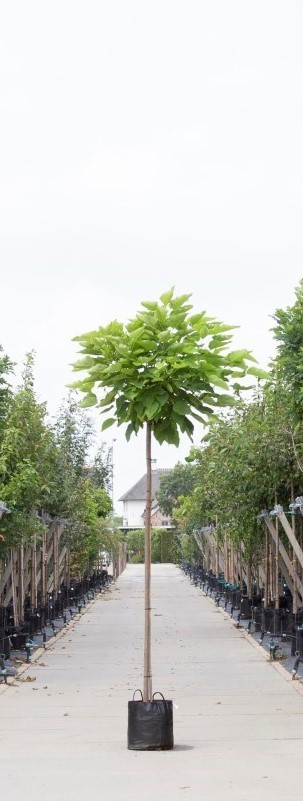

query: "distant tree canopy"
left=156, top=462, right=197, bottom=517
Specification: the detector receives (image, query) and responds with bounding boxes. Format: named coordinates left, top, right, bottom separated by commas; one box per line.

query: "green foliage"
left=0, top=358, right=115, bottom=573
left=47, top=393, right=94, bottom=519
left=126, top=527, right=181, bottom=563
left=72, top=289, right=263, bottom=446
left=151, top=528, right=181, bottom=563
left=173, top=383, right=299, bottom=564
left=0, top=345, right=14, bottom=432
left=273, top=279, right=303, bottom=416
left=47, top=394, right=113, bottom=575
left=156, top=462, right=197, bottom=516
left=63, top=478, right=114, bottom=577
left=126, top=529, right=145, bottom=561
left=272, top=280, right=303, bottom=471
left=88, top=443, right=113, bottom=492
left=180, top=532, right=202, bottom=562
left=0, top=353, right=56, bottom=551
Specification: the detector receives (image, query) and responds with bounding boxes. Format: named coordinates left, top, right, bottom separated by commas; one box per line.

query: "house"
left=118, top=469, right=172, bottom=529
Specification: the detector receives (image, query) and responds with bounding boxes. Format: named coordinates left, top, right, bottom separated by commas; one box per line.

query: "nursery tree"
left=71, top=288, right=264, bottom=700
left=0, top=353, right=55, bottom=551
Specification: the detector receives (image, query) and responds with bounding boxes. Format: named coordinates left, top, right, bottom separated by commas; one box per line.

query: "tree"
left=272, top=280, right=303, bottom=473
left=0, top=345, right=14, bottom=434
left=89, top=443, right=112, bottom=492
left=126, top=529, right=145, bottom=562
left=273, top=279, right=303, bottom=417
left=49, top=394, right=113, bottom=576
left=48, top=393, right=94, bottom=519
left=156, top=462, right=197, bottom=517
left=71, top=288, right=263, bottom=700
left=0, top=353, right=55, bottom=552
left=172, top=381, right=298, bottom=592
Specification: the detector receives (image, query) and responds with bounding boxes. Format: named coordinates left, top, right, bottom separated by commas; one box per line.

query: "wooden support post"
left=53, top=524, right=59, bottom=600
left=265, top=515, right=303, bottom=601
left=215, top=542, right=219, bottom=576
left=230, top=542, right=234, bottom=583
left=11, top=549, right=18, bottom=627
left=31, top=535, right=38, bottom=610
left=238, top=545, right=244, bottom=591
left=292, top=515, right=298, bottom=615
left=247, top=558, right=252, bottom=599
left=277, top=512, right=303, bottom=570
left=41, top=530, right=47, bottom=606
left=274, top=517, right=279, bottom=610
left=18, top=542, right=25, bottom=624
left=264, top=528, right=270, bottom=608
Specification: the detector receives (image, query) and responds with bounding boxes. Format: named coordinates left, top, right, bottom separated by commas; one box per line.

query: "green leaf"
left=227, top=349, right=257, bottom=364
left=154, top=421, right=180, bottom=446
left=125, top=423, right=134, bottom=441
left=246, top=367, right=270, bottom=380
left=160, top=288, right=174, bottom=305
left=145, top=399, right=161, bottom=419
left=99, top=388, right=117, bottom=407
left=72, top=356, right=95, bottom=371
left=216, top=394, right=237, bottom=407
left=170, top=293, right=192, bottom=309
left=78, top=392, right=97, bottom=408
left=189, top=313, right=205, bottom=325
left=173, top=399, right=190, bottom=415
left=101, top=417, right=116, bottom=431
left=190, top=410, right=208, bottom=423
left=129, top=327, right=144, bottom=344
left=206, top=374, right=229, bottom=390
left=232, top=382, right=254, bottom=391
left=141, top=301, right=158, bottom=310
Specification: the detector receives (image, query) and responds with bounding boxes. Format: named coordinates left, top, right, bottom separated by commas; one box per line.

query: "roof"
left=118, top=469, right=170, bottom=502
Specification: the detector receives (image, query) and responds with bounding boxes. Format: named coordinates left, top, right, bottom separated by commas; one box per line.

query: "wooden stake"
left=264, top=528, right=270, bottom=608
left=53, top=524, right=59, bottom=600
left=11, top=549, right=18, bottom=627
left=19, top=542, right=24, bottom=623
left=31, top=535, right=37, bottom=610
left=41, top=530, right=47, bottom=606
left=247, top=558, right=252, bottom=599
left=275, top=517, right=279, bottom=610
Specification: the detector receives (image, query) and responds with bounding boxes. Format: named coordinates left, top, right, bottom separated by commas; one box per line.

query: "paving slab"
left=1, top=564, right=303, bottom=801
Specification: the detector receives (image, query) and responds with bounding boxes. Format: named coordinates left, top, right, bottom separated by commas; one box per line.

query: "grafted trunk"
left=143, top=421, right=152, bottom=701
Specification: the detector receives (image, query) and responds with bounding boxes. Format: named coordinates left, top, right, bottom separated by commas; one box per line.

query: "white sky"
left=1, top=1, right=303, bottom=510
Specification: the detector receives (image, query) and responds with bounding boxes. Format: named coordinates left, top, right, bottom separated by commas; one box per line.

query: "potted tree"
left=71, top=288, right=265, bottom=749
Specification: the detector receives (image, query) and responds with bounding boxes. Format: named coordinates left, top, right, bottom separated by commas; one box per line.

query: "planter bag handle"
left=132, top=689, right=144, bottom=701
left=152, top=691, right=165, bottom=701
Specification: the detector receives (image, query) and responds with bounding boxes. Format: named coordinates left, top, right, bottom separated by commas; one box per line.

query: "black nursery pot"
left=127, top=691, right=174, bottom=751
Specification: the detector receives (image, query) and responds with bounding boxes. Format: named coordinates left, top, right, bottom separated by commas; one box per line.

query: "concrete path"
left=1, top=564, right=303, bottom=801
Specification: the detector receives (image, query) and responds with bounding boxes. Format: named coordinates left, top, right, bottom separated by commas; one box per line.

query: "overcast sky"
left=1, top=1, right=303, bottom=509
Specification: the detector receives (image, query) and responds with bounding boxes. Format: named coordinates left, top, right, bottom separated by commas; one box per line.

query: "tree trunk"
left=143, top=421, right=152, bottom=701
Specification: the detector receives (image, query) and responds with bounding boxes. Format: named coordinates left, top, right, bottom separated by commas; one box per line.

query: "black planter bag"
left=128, top=690, right=174, bottom=751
